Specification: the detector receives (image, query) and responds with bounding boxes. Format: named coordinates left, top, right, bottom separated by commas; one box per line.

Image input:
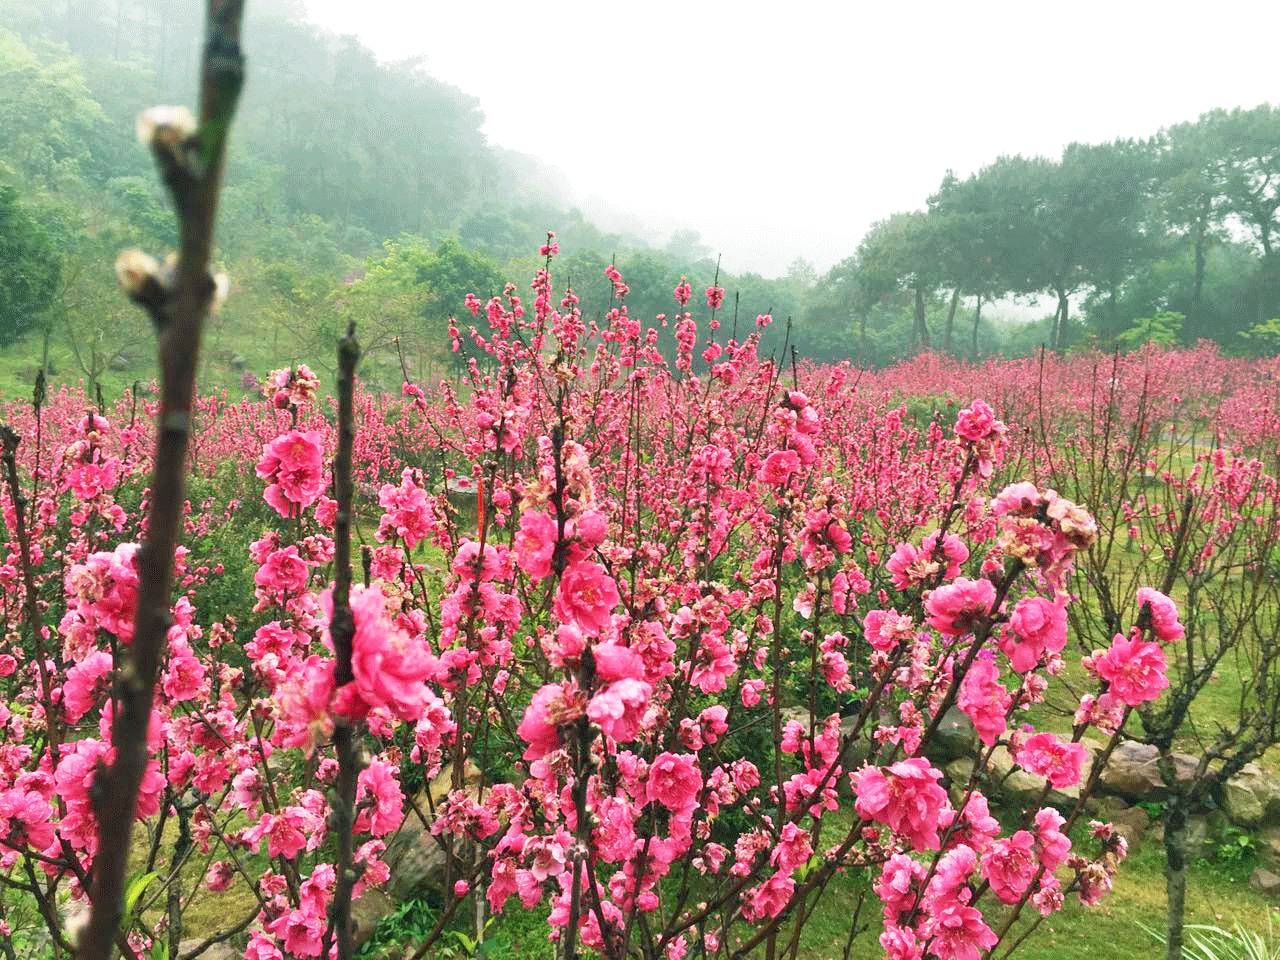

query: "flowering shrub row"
left=0, top=240, right=1241, bottom=960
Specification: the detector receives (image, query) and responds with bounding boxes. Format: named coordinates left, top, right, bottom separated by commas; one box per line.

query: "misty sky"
left=300, top=0, right=1278, bottom=278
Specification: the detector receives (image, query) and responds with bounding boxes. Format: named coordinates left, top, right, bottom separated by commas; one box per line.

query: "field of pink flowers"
left=2, top=248, right=1279, bottom=960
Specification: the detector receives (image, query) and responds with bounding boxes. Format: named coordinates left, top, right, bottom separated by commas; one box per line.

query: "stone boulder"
left=348, top=760, right=484, bottom=945
left=985, top=745, right=1082, bottom=810
left=382, top=761, right=483, bottom=902
left=945, top=757, right=976, bottom=808
left=928, top=708, right=978, bottom=764
left=1221, top=763, right=1280, bottom=829
left=1148, top=813, right=1212, bottom=859
left=178, top=941, right=237, bottom=960
left=1098, top=741, right=1197, bottom=801
left=1258, top=825, right=1280, bottom=872
left=1108, top=805, right=1151, bottom=849
left=1250, top=867, right=1280, bottom=898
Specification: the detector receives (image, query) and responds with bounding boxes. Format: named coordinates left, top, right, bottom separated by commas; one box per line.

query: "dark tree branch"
left=325, top=323, right=362, bottom=960
left=78, top=4, right=245, bottom=959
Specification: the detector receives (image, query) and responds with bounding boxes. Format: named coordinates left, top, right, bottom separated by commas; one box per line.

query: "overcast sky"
left=299, top=0, right=1278, bottom=277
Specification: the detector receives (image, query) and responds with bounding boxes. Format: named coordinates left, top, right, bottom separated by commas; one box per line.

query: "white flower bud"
left=211, top=272, right=230, bottom=314
left=136, top=105, right=197, bottom=147
left=115, top=249, right=162, bottom=296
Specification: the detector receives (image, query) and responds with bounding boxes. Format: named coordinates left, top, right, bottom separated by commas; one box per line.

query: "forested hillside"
left=2, top=0, right=1279, bottom=403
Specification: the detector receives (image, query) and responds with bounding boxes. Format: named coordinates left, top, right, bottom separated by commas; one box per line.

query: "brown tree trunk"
left=1191, top=197, right=1209, bottom=328
left=914, top=286, right=931, bottom=351
left=943, top=287, right=960, bottom=354
left=971, top=295, right=983, bottom=359
left=1052, top=288, right=1069, bottom=351
left=1163, top=799, right=1188, bottom=960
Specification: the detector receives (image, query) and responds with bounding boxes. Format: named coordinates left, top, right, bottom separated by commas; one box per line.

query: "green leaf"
left=123, top=870, right=160, bottom=919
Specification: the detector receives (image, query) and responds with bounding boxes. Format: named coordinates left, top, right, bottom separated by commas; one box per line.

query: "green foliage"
left=1149, top=918, right=1280, bottom=960
left=1240, top=317, right=1280, bottom=353
left=1212, top=826, right=1257, bottom=865
left=1116, top=310, right=1186, bottom=349
left=0, top=182, right=60, bottom=346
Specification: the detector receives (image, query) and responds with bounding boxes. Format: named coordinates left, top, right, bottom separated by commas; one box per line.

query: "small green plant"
left=1214, top=826, right=1257, bottom=864
left=1138, top=799, right=1167, bottom=820
left=1147, top=916, right=1280, bottom=960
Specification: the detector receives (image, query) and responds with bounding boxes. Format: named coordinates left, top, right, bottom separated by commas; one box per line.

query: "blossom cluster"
left=5, top=242, right=1256, bottom=960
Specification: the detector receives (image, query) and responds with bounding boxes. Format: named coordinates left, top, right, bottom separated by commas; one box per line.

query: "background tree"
left=0, top=183, right=61, bottom=347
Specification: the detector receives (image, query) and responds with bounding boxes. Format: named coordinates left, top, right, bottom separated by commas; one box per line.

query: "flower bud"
left=114, top=249, right=162, bottom=297
left=136, top=105, right=197, bottom=147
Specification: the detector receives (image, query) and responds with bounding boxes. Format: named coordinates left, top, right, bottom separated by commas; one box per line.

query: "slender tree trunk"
left=1163, top=799, right=1188, bottom=960
left=914, top=286, right=931, bottom=351
left=971, top=295, right=983, bottom=359
left=1191, top=199, right=1209, bottom=329
left=943, top=287, right=960, bottom=354
left=858, top=312, right=867, bottom=359
left=1052, top=288, right=1069, bottom=351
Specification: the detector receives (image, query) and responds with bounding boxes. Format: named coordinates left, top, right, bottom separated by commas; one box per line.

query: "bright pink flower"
left=162, top=654, right=206, bottom=703
left=355, top=760, right=404, bottom=837
left=243, top=934, right=283, bottom=960
left=1033, top=807, right=1072, bottom=872
left=980, top=830, right=1037, bottom=904
left=923, top=901, right=998, bottom=960
left=517, top=683, right=566, bottom=760
left=255, top=546, right=309, bottom=595
left=62, top=650, right=114, bottom=721
left=376, top=469, right=435, bottom=549
left=593, top=643, right=645, bottom=682
left=1088, top=633, right=1169, bottom=706
left=1001, top=596, right=1067, bottom=672
left=880, top=925, right=924, bottom=960
left=852, top=758, right=949, bottom=851
left=1136, top=587, right=1184, bottom=643
left=647, top=752, right=702, bottom=812
left=587, top=678, right=651, bottom=742
left=257, top=430, right=326, bottom=519
left=956, top=658, right=1011, bottom=747
left=0, top=786, right=55, bottom=852
left=863, top=609, right=914, bottom=652
left=1015, top=733, right=1086, bottom=789
left=742, top=871, right=794, bottom=921
left=514, top=510, right=557, bottom=579
left=553, top=561, right=619, bottom=636
left=60, top=542, right=140, bottom=649
left=758, top=449, right=800, bottom=487
left=925, top=578, right=996, bottom=636
left=452, top=540, right=507, bottom=582
left=955, top=399, right=999, bottom=442
left=876, top=854, right=926, bottom=919
left=328, top=585, right=438, bottom=722
left=886, top=541, right=930, bottom=590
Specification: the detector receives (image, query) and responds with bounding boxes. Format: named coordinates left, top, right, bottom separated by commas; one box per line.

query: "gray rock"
left=178, top=941, right=238, bottom=960
left=1250, top=867, right=1280, bottom=898
left=987, top=745, right=1079, bottom=810
left=946, top=757, right=976, bottom=807
left=1109, top=805, right=1151, bottom=849
left=839, top=713, right=873, bottom=768
left=1221, top=763, right=1280, bottom=829
left=351, top=888, right=396, bottom=947
left=1098, top=741, right=1197, bottom=801
left=1257, top=825, right=1280, bottom=872
left=382, top=761, right=482, bottom=901
left=929, top=708, right=978, bottom=763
